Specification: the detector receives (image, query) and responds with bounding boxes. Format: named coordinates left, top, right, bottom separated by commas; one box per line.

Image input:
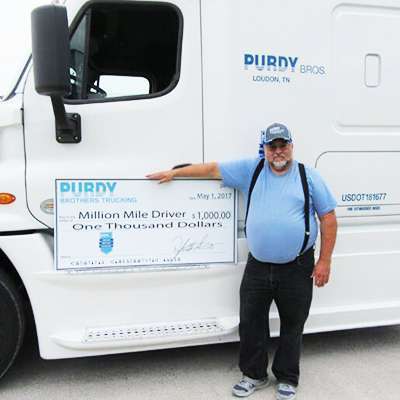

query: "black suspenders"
left=298, top=163, right=310, bottom=255
left=244, top=160, right=310, bottom=256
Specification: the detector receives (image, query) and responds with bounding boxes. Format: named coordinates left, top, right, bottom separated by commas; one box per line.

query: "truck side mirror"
left=31, top=5, right=81, bottom=143
left=31, top=5, right=70, bottom=96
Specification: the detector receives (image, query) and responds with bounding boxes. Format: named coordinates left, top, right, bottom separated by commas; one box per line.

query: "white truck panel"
left=0, top=95, right=47, bottom=231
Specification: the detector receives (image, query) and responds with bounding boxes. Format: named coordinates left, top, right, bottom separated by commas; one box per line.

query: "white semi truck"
left=1, top=0, right=400, bottom=379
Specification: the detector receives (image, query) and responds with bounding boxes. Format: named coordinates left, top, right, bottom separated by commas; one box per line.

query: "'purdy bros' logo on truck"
left=244, top=52, right=326, bottom=84
left=244, top=53, right=299, bottom=72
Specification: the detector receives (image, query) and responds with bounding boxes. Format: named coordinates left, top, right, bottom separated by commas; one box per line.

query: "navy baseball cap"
left=261, top=123, right=293, bottom=145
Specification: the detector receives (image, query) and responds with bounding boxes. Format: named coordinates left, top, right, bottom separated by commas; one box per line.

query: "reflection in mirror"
left=68, top=14, right=87, bottom=99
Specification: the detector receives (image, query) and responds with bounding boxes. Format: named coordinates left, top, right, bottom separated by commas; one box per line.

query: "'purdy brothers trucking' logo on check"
left=58, top=180, right=137, bottom=205
left=244, top=52, right=326, bottom=83
left=60, top=181, right=117, bottom=196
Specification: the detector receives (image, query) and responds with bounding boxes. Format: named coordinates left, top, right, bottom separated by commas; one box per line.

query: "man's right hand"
left=146, top=170, right=176, bottom=183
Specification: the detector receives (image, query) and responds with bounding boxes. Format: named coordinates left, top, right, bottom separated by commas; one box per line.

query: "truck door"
left=23, top=0, right=203, bottom=228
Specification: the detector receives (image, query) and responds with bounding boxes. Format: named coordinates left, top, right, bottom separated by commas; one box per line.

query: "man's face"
left=264, top=139, right=293, bottom=171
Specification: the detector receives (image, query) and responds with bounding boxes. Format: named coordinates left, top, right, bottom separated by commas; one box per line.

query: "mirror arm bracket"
left=50, top=96, right=81, bottom=144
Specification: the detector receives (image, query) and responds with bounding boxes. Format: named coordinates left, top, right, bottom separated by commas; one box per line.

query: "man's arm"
left=146, top=162, right=221, bottom=183
left=312, top=210, right=337, bottom=287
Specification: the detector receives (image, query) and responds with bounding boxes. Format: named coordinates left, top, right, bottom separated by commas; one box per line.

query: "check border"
left=55, top=178, right=237, bottom=271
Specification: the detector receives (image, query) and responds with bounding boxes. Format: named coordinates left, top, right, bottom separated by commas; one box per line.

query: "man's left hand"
left=311, top=259, right=331, bottom=287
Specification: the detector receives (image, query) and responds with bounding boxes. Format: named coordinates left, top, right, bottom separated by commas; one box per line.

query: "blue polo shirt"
left=218, top=158, right=337, bottom=263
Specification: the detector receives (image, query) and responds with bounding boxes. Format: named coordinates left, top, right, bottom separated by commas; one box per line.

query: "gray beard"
left=272, top=160, right=289, bottom=170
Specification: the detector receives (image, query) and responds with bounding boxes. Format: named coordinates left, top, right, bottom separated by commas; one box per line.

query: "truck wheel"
left=0, top=270, right=26, bottom=380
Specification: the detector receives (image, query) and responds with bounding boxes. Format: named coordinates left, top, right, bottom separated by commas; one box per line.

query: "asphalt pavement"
left=1, top=325, right=399, bottom=400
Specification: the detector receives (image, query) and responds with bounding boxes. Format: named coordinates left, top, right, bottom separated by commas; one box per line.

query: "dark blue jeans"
left=239, top=248, right=314, bottom=386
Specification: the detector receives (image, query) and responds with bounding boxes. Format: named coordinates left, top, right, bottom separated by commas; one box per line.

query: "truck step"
left=51, top=317, right=239, bottom=350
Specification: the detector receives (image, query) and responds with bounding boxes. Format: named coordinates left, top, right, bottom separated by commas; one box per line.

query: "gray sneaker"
left=232, top=375, right=270, bottom=397
left=276, top=383, right=296, bottom=400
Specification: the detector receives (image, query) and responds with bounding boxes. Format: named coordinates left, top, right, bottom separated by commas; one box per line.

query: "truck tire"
left=0, top=270, right=26, bottom=380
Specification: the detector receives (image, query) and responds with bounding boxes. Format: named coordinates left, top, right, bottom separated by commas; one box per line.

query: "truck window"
left=66, top=2, right=182, bottom=102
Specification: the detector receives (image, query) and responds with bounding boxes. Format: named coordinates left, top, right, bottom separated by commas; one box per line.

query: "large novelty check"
left=55, top=179, right=237, bottom=270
